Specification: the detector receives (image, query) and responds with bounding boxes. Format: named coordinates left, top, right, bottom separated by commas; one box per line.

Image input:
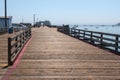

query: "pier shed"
left=0, top=16, right=12, bottom=32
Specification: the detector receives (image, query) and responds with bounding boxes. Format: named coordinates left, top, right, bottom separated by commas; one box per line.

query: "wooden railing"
left=58, top=27, right=120, bottom=54
left=57, top=25, right=70, bottom=35
left=8, top=28, right=31, bottom=65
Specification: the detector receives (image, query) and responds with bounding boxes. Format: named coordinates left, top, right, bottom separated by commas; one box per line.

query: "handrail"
left=57, top=27, right=120, bottom=54
left=74, top=29, right=120, bottom=37
left=8, top=28, right=31, bottom=65
left=70, top=28, right=120, bottom=53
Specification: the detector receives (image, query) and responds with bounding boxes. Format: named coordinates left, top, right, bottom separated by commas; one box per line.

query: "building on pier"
left=0, top=16, right=12, bottom=32
left=34, top=20, right=51, bottom=27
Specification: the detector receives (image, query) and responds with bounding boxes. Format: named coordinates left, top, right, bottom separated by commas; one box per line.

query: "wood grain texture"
left=4, top=27, right=120, bottom=80
left=0, top=31, right=23, bottom=79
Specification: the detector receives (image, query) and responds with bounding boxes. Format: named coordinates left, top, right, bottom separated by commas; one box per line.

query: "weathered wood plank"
left=6, top=27, right=120, bottom=80
left=8, top=76, right=120, bottom=80
left=16, top=60, right=120, bottom=68
left=11, top=68, right=120, bottom=76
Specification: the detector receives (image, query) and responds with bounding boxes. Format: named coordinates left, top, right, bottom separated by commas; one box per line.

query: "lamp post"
left=5, top=0, right=7, bottom=32
left=33, top=14, right=36, bottom=26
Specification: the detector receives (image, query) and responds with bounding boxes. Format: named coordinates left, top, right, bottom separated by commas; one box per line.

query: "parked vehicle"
left=12, top=23, right=28, bottom=32
left=20, top=23, right=32, bottom=27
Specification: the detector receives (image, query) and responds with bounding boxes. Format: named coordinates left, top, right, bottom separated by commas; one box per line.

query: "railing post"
left=25, top=30, right=28, bottom=40
left=20, top=35, right=22, bottom=48
left=8, top=38, right=12, bottom=65
left=83, top=31, right=85, bottom=39
left=28, top=29, right=29, bottom=38
left=24, top=31, right=26, bottom=41
left=73, top=29, right=75, bottom=37
left=24, top=32, right=25, bottom=43
left=115, top=35, right=118, bottom=53
left=27, top=29, right=29, bottom=38
left=77, top=30, right=80, bottom=39
left=71, top=28, right=73, bottom=37
left=70, top=28, right=72, bottom=36
left=27, top=30, right=29, bottom=38
left=79, top=30, right=81, bottom=39
left=74, top=29, right=77, bottom=38
left=90, top=32, right=94, bottom=43
left=15, top=36, right=18, bottom=53
left=24, top=31, right=26, bottom=40
left=100, top=34, right=103, bottom=45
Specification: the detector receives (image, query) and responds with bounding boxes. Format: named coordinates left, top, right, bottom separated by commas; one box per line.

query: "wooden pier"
left=0, top=32, right=22, bottom=79
left=1, top=26, right=120, bottom=80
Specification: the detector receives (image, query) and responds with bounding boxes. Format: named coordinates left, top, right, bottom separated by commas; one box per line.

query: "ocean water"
left=70, top=25, right=120, bottom=52
left=70, top=25, right=120, bottom=34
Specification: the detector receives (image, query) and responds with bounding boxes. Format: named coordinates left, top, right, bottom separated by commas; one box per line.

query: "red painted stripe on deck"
left=1, top=36, right=32, bottom=80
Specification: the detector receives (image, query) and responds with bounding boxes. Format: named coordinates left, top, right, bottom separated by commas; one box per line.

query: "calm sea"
left=70, top=25, right=120, bottom=52
left=70, top=25, right=120, bottom=34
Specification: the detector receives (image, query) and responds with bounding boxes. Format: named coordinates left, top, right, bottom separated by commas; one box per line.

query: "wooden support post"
left=83, top=31, right=85, bottom=39
left=115, top=36, right=118, bottom=53
left=74, top=29, right=76, bottom=38
left=25, top=30, right=28, bottom=42
left=100, top=34, right=103, bottom=45
left=74, top=29, right=75, bottom=37
left=20, top=35, right=22, bottom=48
left=77, top=30, right=80, bottom=39
left=23, top=32, right=25, bottom=44
left=70, top=28, right=72, bottom=36
left=79, top=30, right=81, bottom=39
left=15, top=37, right=18, bottom=53
left=8, top=38, right=12, bottom=65
left=71, top=28, right=73, bottom=37
left=90, top=32, right=94, bottom=43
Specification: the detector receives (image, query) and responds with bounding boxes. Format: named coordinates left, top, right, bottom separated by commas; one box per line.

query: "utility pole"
left=33, top=14, right=35, bottom=25
left=5, top=0, right=7, bottom=32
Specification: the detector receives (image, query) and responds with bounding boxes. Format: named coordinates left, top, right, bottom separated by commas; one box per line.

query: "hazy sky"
left=0, top=0, right=120, bottom=25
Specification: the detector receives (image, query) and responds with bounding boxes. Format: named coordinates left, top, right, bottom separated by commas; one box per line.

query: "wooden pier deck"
left=1, top=27, right=120, bottom=80
left=0, top=32, right=23, bottom=79
left=0, top=33, right=8, bottom=80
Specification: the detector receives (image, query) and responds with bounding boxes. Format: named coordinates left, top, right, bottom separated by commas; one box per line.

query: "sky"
left=0, top=0, right=120, bottom=25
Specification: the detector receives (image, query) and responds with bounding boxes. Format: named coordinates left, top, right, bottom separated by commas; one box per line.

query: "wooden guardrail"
left=58, top=27, right=120, bottom=54
left=8, top=28, right=31, bottom=65
left=57, top=25, right=70, bottom=35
